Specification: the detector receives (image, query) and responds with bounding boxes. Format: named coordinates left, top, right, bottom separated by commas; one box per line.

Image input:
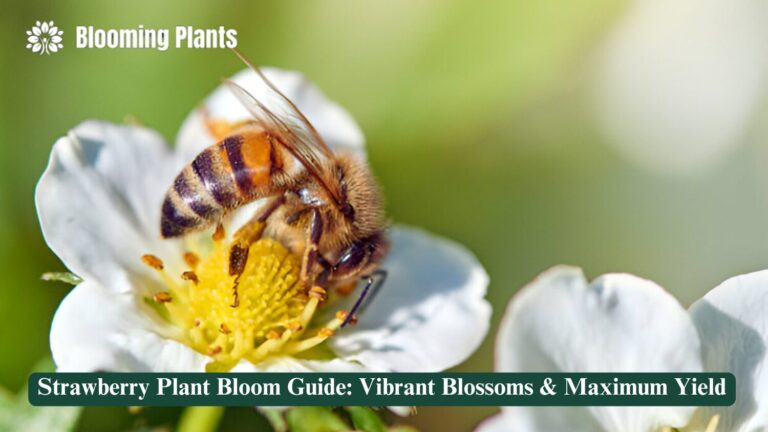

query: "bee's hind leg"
left=227, top=194, right=285, bottom=307
left=341, top=269, right=387, bottom=328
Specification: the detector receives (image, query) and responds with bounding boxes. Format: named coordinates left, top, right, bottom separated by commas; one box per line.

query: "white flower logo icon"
left=26, top=21, right=63, bottom=55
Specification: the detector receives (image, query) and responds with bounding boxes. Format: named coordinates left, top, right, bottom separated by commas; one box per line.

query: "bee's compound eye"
left=332, top=241, right=366, bottom=276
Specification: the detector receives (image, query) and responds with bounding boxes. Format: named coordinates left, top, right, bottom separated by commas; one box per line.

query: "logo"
left=26, top=21, right=63, bottom=55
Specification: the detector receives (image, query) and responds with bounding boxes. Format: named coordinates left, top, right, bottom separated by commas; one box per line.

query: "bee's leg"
left=228, top=195, right=285, bottom=307
left=341, top=269, right=387, bottom=328
left=232, top=194, right=285, bottom=244
left=299, top=208, right=323, bottom=291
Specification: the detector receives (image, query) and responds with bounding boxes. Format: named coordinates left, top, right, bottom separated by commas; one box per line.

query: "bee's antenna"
left=341, top=270, right=387, bottom=328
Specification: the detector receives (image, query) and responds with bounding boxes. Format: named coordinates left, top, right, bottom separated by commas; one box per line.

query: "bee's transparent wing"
left=223, top=79, right=341, bottom=200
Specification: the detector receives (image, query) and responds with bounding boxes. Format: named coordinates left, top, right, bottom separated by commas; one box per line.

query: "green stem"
left=176, top=406, right=225, bottom=432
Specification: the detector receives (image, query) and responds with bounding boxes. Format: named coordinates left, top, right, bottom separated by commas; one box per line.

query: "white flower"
left=592, top=0, right=768, bottom=175
left=26, top=20, right=63, bottom=55
left=36, top=68, right=491, bottom=377
left=477, top=266, right=768, bottom=432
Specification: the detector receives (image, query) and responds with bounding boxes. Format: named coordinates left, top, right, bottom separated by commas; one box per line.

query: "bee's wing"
left=223, top=65, right=342, bottom=203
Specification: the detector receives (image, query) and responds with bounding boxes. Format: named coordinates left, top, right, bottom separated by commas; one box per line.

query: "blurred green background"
left=3, top=0, right=768, bottom=430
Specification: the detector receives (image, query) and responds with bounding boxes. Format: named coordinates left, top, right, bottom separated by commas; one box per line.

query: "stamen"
left=283, top=312, right=345, bottom=355
left=181, top=271, right=199, bottom=284
left=183, top=252, right=199, bottom=268
left=335, top=310, right=358, bottom=326
left=147, top=238, right=343, bottom=371
left=153, top=292, right=172, bottom=303
left=141, top=254, right=164, bottom=270
left=212, top=223, right=225, bottom=242
left=309, top=286, right=327, bottom=301
left=336, top=282, right=356, bottom=296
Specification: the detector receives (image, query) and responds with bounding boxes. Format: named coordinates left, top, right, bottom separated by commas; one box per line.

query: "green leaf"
left=346, top=407, right=387, bottom=432
left=0, top=357, right=82, bottom=432
left=261, top=408, right=288, bottom=432
left=41, top=272, right=82, bottom=285
left=285, top=407, right=348, bottom=432
left=176, top=406, right=224, bottom=432
left=387, top=426, right=419, bottom=432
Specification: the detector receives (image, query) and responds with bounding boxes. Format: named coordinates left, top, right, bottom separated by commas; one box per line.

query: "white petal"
left=51, top=281, right=209, bottom=372
left=477, top=409, right=606, bottom=432
left=33, top=26, right=41, bottom=36
left=28, top=36, right=38, bottom=43
left=49, top=44, right=58, bottom=53
left=41, top=22, right=48, bottom=32
left=175, top=67, right=365, bottom=163
left=494, top=266, right=702, bottom=432
left=475, top=414, right=513, bottom=432
left=328, top=226, right=491, bottom=372
left=32, top=43, right=41, bottom=53
left=232, top=357, right=367, bottom=373
left=688, top=270, right=768, bottom=432
left=593, top=0, right=768, bottom=175
left=51, top=35, right=62, bottom=43
left=35, top=120, right=184, bottom=293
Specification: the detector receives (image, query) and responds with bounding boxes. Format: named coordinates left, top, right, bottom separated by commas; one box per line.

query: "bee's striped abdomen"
left=221, top=132, right=280, bottom=197
left=161, top=130, right=294, bottom=238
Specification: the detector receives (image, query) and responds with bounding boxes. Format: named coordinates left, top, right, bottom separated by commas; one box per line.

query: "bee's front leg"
left=227, top=194, right=285, bottom=307
left=299, top=208, right=323, bottom=292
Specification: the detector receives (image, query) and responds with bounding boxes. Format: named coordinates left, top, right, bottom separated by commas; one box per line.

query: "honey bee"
left=161, top=50, right=388, bottom=325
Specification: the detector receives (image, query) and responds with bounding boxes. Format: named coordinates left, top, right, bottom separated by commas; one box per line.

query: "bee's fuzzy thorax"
left=335, top=152, right=386, bottom=237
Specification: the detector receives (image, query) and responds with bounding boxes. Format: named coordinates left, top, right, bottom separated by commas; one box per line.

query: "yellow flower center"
left=141, top=233, right=348, bottom=372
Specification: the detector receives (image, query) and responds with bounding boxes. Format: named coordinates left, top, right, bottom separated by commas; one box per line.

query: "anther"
left=336, top=310, right=359, bottom=326
left=319, top=328, right=335, bottom=338
left=287, top=321, right=303, bottom=332
left=212, top=223, right=225, bottom=242
left=153, top=292, right=172, bottom=303
left=208, top=346, right=222, bottom=355
left=219, top=323, right=231, bottom=334
left=141, top=254, right=164, bottom=270
left=181, top=271, right=199, bottom=285
left=183, top=252, right=199, bottom=268
left=309, top=286, right=327, bottom=300
left=266, top=330, right=282, bottom=340
left=336, top=282, right=357, bottom=296
left=194, top=318, right=202, bottom=327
